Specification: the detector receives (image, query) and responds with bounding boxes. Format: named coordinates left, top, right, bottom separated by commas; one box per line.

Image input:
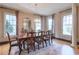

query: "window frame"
left=23, top=19, right=30, bottom=31
left=62, top=13, right=72, bottom=36
left=4, top=12, right=17, bottom=36
left=47, top=16, right=53, bottom=31
left=34, top=18, right=41, bottom=32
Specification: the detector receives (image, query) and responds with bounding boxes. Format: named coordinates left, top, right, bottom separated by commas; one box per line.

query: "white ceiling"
left=0, top=3, right=72, bottom=16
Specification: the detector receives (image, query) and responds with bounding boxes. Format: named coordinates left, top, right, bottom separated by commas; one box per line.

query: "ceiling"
left=0, top=3, right=72, bottom=16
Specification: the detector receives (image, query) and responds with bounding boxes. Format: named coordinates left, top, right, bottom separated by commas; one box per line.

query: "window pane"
left=6, top=15, right=10, bottom=21
left=63, top=14, right=72, bottom=35
left=5, top=14, right=16, bottom=35
left=34, top=19, right=41, bottom=32
left=48, top=16, right=52, bottom=30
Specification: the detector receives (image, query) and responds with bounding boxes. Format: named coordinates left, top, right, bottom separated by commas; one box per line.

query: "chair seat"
left=11, top=41, right=18, bottom=46
left=11, top=44, right=19, bottom=46
left=44, top=37, right=49, bottom=40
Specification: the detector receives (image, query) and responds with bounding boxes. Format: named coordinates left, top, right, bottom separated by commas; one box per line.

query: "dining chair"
left=43, top=31, right=51, bottom=46
left=7, top=32, right=22, bottom=55
left=35, top=31, right=45, bottom=49
left=26, top=32, right=36, bottom=53
left=50, top=32, right=55, bottom=43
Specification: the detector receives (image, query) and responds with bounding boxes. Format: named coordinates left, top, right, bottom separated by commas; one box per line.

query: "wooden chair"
left=26, top=32, right=36, bottom=53
left=50, top=32, right=55, bottom=43
left=35, top=31, right=45, bottom=49
left=41, top=31, right=51, bottom=47
left=7, top=32, right=22, bottom=55
left=21, top=32, right=28, bottom=49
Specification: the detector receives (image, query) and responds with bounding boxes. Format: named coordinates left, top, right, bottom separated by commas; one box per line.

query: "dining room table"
left=16, top=31, right=53, bottom=53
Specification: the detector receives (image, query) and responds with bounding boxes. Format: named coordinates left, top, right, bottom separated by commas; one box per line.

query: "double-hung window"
left=47, top=16, right=53, bottom=30
left=23, top=19, right=30, bottom=31
left=4, top=13, right=16, bottom=36
left=34, top=17, right=41, bottom=32
left=63, top=14, right=72, bottom=35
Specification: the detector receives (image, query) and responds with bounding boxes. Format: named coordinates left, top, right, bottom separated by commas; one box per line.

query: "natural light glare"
left=5, top=14, right=16, bottom=35
left=63, top=14, right=72, bottom=35
left=48, top=16, right=53, bottom=30
left=34, top=19, right=41, bottom=32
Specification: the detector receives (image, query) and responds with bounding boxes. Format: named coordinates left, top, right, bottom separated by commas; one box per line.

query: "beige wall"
left=0, top=8, right=16, bottom=42
left=54, top=4, right=79, bottom=47
left=54, top=9, right=72, bottom=41
left=0, top=8, right=35, bottom=42
left=77, top=6, right=79, bottom=42
left=0, top=8, right=47, bottom=42
left=0, top=8, right=4, bottom=40
left=0, top=7, right=72, bottom=43
left=54, top=13, right=61, bottom=38
left=18, top=11, right=35, bottom=35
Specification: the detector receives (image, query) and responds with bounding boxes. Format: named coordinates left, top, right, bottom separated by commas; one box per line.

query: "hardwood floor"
left=0, top=39, right=79, bottom=55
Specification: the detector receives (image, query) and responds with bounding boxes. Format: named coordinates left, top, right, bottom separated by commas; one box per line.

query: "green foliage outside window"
left=6, top=20, right=13, bottom=33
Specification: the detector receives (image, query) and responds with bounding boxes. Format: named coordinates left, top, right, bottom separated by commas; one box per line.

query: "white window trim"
left=47, top=16, right=53, bottom=31
left=4, top=12, right=16, bottom=37
left=61, top=13, right=72, bottom=36
left=34, top=17, right=41, bottom=32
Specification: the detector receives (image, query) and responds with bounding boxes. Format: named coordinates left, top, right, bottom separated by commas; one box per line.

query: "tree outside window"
left=5, top=14, right=16, bottom=35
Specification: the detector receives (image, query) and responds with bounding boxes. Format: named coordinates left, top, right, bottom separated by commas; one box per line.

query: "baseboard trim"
left=0, top=41, right=9, bottom=45
left=55, top=37, right=79, bottom=45
left=55, top=37, right=72, bottom=43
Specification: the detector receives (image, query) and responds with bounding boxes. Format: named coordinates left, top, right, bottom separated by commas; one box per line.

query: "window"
left=63, top=14, right=72, bottom=35
left=23, top=19, right=30, bottom=31
left=4, top=14, right=16, bottom=35
left=47, top=16, right=53, bottom=30
left=34, top=18, right=41, bottom=32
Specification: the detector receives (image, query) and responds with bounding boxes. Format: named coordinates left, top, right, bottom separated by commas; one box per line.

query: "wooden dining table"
left=16, top=31, right=53, bottom=51
left=17, top=32, right=52, bottom=44
left=17, top=34, right=41, bottom=47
